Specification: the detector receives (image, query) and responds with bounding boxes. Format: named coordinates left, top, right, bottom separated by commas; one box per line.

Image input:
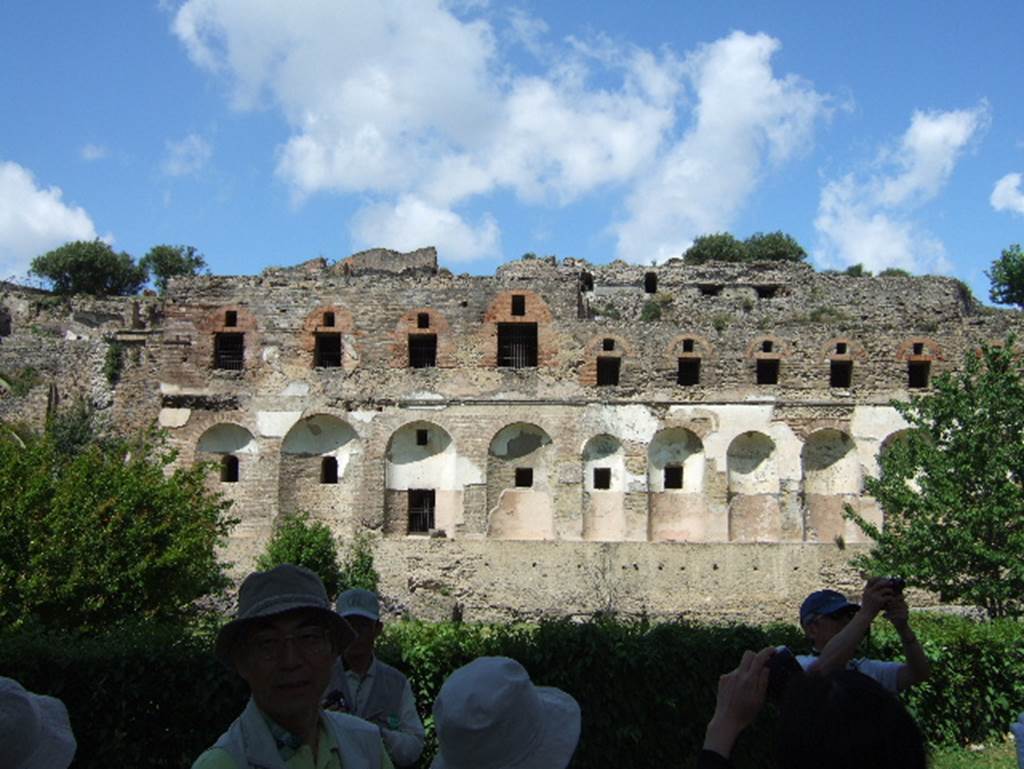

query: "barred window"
left=408, top=490, right=435, bottom=534
left=497, top=324, right=538, bottom=368
left=214, top=333, right=244, bottom=370
left=314, top=334, right=342, bottom=368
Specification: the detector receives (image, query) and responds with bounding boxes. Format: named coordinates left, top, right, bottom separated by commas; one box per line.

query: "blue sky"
left=1, top=1, right=1022, bottom=301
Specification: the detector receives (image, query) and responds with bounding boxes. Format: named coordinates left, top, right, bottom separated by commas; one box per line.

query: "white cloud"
left=162, top=133, right=212, bottom=177
left=80, top=143, right=109, bottom=161
left=350, top=196, right=500, bottom=264
left=0, top=161, right=98, bottom=278
left=991, top=173, right=1024, bottom=215
left=814, top=104, right=988, bottom=273
left=615, top=31, right=829, bottom=263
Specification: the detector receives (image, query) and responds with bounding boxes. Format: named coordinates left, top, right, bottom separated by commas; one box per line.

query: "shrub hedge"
left=1, top=615, right=1021, bottom=769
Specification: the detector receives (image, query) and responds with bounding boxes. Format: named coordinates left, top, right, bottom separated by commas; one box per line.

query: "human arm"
left=701, top=647, right=773, bottom=763
left=885, top=596, right=931, bottom=690
left=809, top=579, right=893, bottom=676
left=377, top=679, right=425, bottom=767
left=191, top=748, right=236, bottom=769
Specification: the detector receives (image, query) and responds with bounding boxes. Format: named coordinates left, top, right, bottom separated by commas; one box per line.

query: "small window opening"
left=596, top=357, right=621, bottom=386
left=511, top=295, right=526, bottom=316
left=514, top=468, right=533, bottom=487
left=644, top=272, right=658, bottom=293
left=314, top=333, right=342, bottom=368
left=416, top=429, right=428, bottom=446
left=580, top=272, right=594, bottom=292
left=408, top=334, right=437, bottom=368
left=756, top=286, right=778, bottom=299
left=836, top=342, right=848, bottom=355
left=912, top=342, right=924, bottom=355
left=761, top=340, right=774, bottom=353
left=497, top=324, right=538, bottom=368
left=908, top=361, right=930, bottom=389
left=224, top=310, right=238, bottom=327
left=416, top=312, right=430, bottom=329
left=677, top=358, right=701, bottom=386
left=322, top=311, right=335, bottom=327
left=664, top=465, right=683, bottom=489
left=214, top=333, right=245, bottom=370
left=756, top=359, right=780, bottom=385
left=700, top=285, right=722, bottom=297
left=220, top=455, right=239, bottom=483
left=320, top=456, right=338, bottom=484
left=682, top=339, right=694, bottom=353
left=408, top=490, right=435, bottom=534
left=830, top=360, right=853, bottom=388
left=602, top=338, right=615, bottom=352
left=593, top=468, right=611, bottom=490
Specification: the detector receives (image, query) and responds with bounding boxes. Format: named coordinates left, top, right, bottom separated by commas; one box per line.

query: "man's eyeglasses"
left=247, top=627, right=332, bottom=662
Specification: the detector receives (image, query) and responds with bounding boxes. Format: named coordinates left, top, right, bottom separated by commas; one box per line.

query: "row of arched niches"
left=193, top=415, right=897, bottom=543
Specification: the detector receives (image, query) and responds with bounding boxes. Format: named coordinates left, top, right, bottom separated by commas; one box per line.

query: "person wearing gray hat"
left=192, top=564, right=395, bottom=769
left=0, top=676, right=77, bottom=769
left=323, top=588, right=425, bottom=767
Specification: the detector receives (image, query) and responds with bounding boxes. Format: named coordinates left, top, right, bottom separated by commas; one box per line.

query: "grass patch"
left=932, top=737, right=1016, bottom=768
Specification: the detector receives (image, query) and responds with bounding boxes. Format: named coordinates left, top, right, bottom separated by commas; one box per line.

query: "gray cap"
left=215, top=563, right=350, bottom=665
left=336, top=588, right=380, bottom=621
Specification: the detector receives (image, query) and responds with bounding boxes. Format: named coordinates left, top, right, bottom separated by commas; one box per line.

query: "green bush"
left=103, top=340, right=125, bottom=385
left=339, top=529, right=380, bottom=593
left=640, top=300, right=662, bottom=321
left=256, top=512, right=342, bottom=599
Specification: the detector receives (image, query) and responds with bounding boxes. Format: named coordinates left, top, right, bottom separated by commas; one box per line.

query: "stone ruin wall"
left=1, top=249, right=1021, bottom=623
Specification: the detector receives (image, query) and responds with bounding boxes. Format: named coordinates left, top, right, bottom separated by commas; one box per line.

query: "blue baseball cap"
left=799, top=589, right=859, bottom=626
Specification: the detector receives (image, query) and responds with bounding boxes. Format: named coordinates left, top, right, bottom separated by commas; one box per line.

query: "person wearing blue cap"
left=323, top=589, right=424, bottom=767
left=795, top=577, right=930, bottom=692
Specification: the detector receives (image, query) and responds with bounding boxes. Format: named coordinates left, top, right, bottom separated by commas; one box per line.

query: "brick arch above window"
left=481, top=290, right=556, bottom=369
left=390, top=307, right=454, bottom=368
left=301, top=305, right=357, bottom=370
left=820, top=337, right=867, bottom=361
left=745, top=335, right=789, bottom=359
left=580, top=334, right=633, bottom=387
left=583, top=333, right=633, bottom=358
left=196, top=305, right=259, bottom=371
left=665, top=334, right=714, bottom=362
left=896, top=337, right=942, bottom=361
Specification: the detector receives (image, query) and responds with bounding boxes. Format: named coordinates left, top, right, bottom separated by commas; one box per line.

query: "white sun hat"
left=431, top=656, right=581, bottom=769
left=0, top=677, right=77, bottom=769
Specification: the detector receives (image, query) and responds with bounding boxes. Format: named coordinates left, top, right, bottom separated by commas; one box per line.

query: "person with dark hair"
left=700, top=648, right=927, bottom=768
left=192, top=563, right=393, bottom=769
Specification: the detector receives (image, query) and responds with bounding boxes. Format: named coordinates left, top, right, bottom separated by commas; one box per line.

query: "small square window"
left=830, top=360, right=853, bottom=388
left=224, top=310, right=238, bottom=327
left=757, top=359, right=779, bottom=385
left=908, top=361, right=930, bottom=389
left=602, top=338, right=615, bottom=352
left=416, top=429, right=428, bottom=446
left=323, top=311, right=335, bottom=327
left=511, top=295, right=526, bottom=316
left=836, top=342, right=847, bottom=355
left=761, top=340, right=773, bottom=353
left=596, top=357, right=621, bottom=386
left=514, top=468, right=533, bottom=487
left=593, top=468, right=611, bottom=490
left=756, top=286, right=777, bottom=299
left=912, top=342, right=924, bottom=355
left=682, top=339, right=694, bottom=353
left=700, top=285, right=721, bottom=297
left=417, top=313, right=430, bottom=329
left=320, top=456, right=338, bottom=484
left=664, top=465, right=683, bottom=489
left=677, top=358, right=701, bottom=386
left=644, top=272, right=658, bottom=293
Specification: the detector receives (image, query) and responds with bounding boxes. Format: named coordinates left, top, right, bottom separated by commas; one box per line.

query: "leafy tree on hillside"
left=846, top=340, right=1024, bottom=618
left=682, top=233, right=747, bottom=264
left=987, top=244, right=1024, bottom=308
left=140, top=244, right=207, bottom=293
left=0, top=406, right=236, bottom=630
left=257, top=512, right=342, bottom=599
left=30, top=239, right=148, bottom=296
left=744, top=231, right=807, bottom=262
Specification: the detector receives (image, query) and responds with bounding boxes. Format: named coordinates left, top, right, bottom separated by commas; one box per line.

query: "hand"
left=861, top=577, right=896, bottom=617
left=703, top=647, right=774, bottom=759
left=884, top=595, right=910, bottom=629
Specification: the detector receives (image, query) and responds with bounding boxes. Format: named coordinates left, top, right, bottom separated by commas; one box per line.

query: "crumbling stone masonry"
left=1, top=248, right=1020, bottom=622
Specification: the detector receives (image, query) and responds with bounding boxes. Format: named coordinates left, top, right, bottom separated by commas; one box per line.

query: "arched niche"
left=385, top=422, right=463, bottom=536
left=727, top=432, right=781, bottom=541
left=197, top=423, right=258, bottom=456
left=278, top=415, right=362, bottom=523
left=801, top=429, right=861, bottom=542
left=581, top=434, right=626, bottom=541
left=647, top=427, right=708, bottom=542
left=486, top=423, right=554, bottom=540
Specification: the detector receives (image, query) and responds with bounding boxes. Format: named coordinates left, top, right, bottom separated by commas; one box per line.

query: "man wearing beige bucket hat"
left=192, top=563, right=394, bottom=769
left=430, top=656, right=581, bottom=769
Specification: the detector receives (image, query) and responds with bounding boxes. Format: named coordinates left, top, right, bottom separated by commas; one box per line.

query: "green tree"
left=338, top=530, right=380, bottom=593
left=0, top=410, right=236, bottom=631
left=257, top=512, right=342, bottom=599
left=844, top=263, right=872, bottom=277
left=743, top=231, right=807, bottom=262
left=879, top=267, right=911, bottom=278
left=682, top=233, right=747, bottom=264
left=987, top=244, right=1024, bottom=308
left=140, top=244, right=207, bottom=293
left=30, top=240, right=148, bottom=296
left=846, top=340, right=1024, bottom=618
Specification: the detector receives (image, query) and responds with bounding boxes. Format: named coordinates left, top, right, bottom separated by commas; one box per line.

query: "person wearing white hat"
left=0, top=676, right=76, bottom=769
left=430, top=656, right=581, bottom=769
left=323, top=588, right=425, bottom=767
left=192, top=564, right=395, bottom=769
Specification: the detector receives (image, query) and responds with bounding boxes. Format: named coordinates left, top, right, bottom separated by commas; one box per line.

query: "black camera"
left=886, top=577, right=906, bottom=594
left=766, top=646, right=804, bottom=701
